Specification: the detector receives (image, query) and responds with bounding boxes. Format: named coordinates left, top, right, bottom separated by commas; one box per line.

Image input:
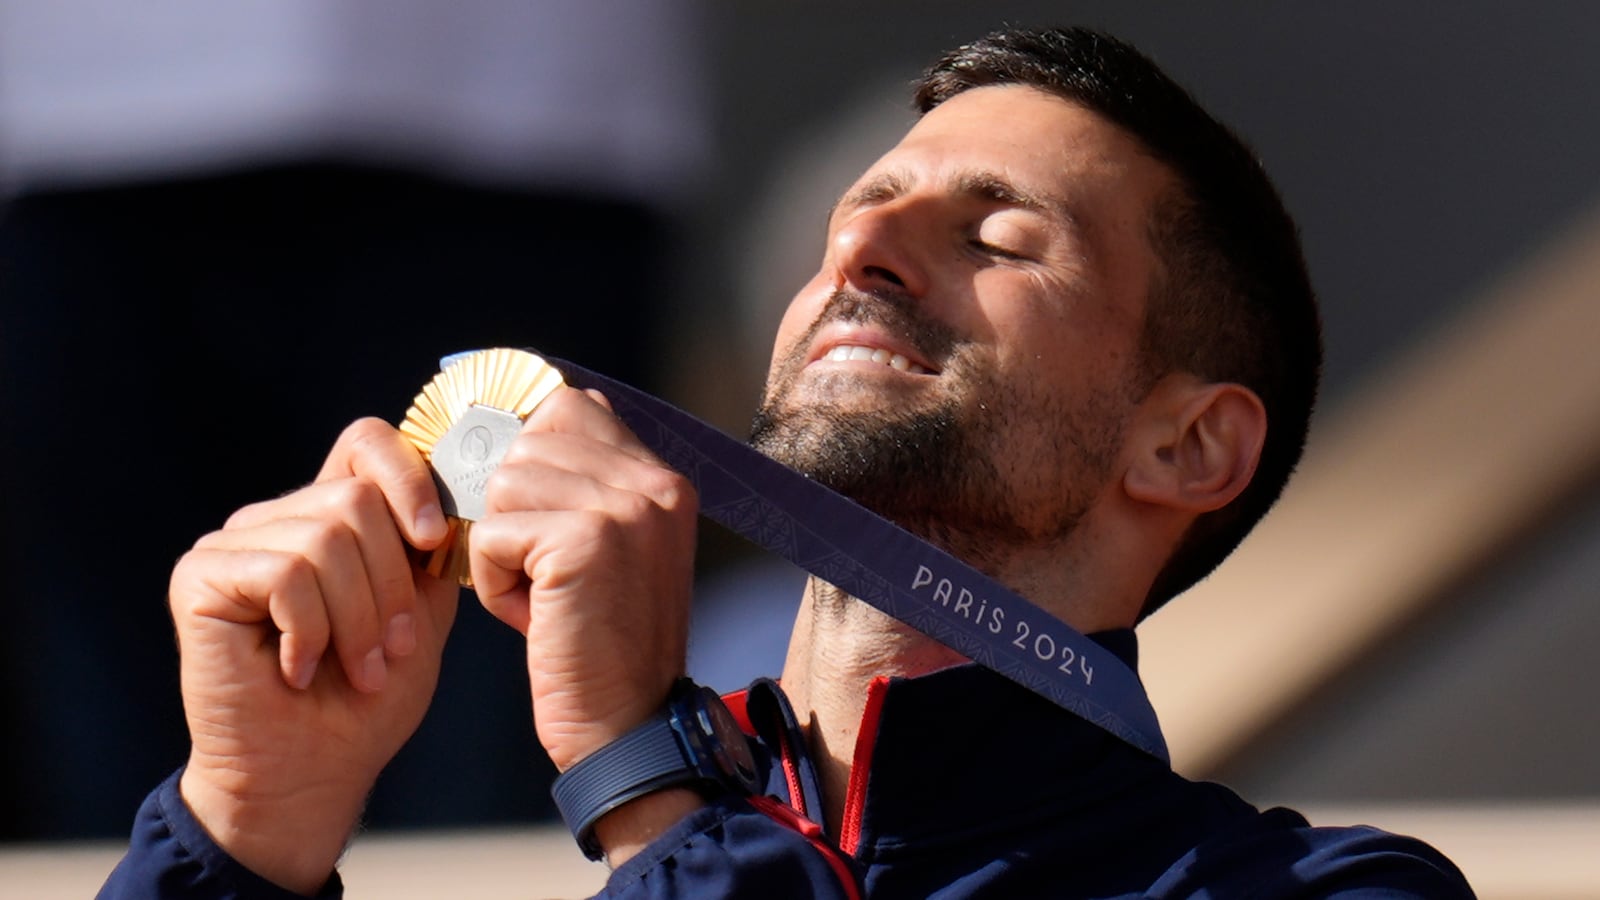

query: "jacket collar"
left=739, top=630, right=1168, bottom=852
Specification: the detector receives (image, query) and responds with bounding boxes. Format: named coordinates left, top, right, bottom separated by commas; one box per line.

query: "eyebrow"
left=956, top=171, right=1069, bottom=220
left=828, top=168, right=1078, bottom=231
left=828, top=171, right=911, bottom=225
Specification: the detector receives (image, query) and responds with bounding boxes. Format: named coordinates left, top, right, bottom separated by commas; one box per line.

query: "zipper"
left=777, top=727, right=809, bottom=818
left=837, top=675, right=891, bottom=856
left=725, top=685, right=807, bottom=814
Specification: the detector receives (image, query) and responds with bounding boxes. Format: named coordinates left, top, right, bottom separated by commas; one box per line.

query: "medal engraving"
left=428, top=405, right=524, bottom=522
left=399, top=348, right=565, bottom=585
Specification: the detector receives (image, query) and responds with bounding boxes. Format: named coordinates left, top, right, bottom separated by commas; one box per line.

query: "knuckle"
left=526, top=386, right=587, bottom=432
left=340, top=416, right=394, bottom=447
left=270, top=547, right=319, bottom=587
left=542, top=386, right=582, bottom=416
left=301, top=516, right=354, bottom=557
left=573, top=508, right=619, bottom=540
left=167, top=549, right=212, bottom=608
left=650, top=469, right=696, bottom=515
left=482, top=465, right=517, bottom=508
left=222, top=499, right=270, bottom=531
left=324, top=475, right=384, bottom=514
left=499, top=432, right=540, bottom=467
left=221, top=506, right=251, bottom=532
left=374, top=570, right=415, bottom=608
left=629, top=465, right=696, bottom=521
left=616, top=492, right=656, bottom=526
left=338, top=417, right=405, bottom=471
left=190, top=526, right=231, bottom=551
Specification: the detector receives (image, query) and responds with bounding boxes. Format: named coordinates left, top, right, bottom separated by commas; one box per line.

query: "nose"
left=828, top=201, right=932, bottom=298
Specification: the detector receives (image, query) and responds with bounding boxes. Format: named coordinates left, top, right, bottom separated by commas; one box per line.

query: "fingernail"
left=385, top=613, right=417, bottom=657
left=415, top=503, right=446, bottom=543
left=361, top=646, right=388, bottom=692
left=288, top=657, right=318, bottom=691
left=281, top=635, right=318, bottom=690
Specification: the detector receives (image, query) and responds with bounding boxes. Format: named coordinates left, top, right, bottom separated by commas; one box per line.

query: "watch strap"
left=551, top=693, right=705, bottom=861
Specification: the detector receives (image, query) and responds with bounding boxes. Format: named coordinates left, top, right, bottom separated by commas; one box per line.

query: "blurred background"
left=1, top=1, right=1596, bottom=897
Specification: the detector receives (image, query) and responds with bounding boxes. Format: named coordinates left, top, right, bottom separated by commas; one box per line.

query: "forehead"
left=848, top=84, right=1173, bottom=238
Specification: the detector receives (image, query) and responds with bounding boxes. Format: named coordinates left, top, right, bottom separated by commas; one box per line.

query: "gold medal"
left=399, top=348, right=565, bottom=585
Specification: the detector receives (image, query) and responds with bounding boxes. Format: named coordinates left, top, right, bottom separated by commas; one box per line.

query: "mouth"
left=805, top=318, right=944, bottom=380
left=788, top=289, right=953, bottom=384
left=817, top=343, right=934, bottom=375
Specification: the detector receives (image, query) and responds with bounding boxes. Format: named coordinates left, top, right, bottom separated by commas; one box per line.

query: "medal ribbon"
left=441, top=352, right=1169, bottom=763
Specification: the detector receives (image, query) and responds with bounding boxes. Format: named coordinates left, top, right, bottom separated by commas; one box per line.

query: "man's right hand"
left=167, top=418, right=459, bottom=895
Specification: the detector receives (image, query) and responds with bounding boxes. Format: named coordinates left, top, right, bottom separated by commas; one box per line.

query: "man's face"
left=752, top=85, right=1174, bottom=567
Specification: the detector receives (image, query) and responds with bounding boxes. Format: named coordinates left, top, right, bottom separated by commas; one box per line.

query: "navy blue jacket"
left=100, top=632, right=1475, bottom=898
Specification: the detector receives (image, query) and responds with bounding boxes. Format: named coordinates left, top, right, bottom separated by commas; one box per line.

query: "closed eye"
left=972, top=209, right=1047, bottom=263
left=970, top=238, right=1030, bottom=262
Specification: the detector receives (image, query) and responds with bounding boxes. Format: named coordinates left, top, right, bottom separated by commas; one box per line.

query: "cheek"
left=767, top=305, right=809, bottom=371
left=982, top=303, right=1072, bottom=376
left=994, top=280, right=1136, bottom=376
left=763, top=291, right=823, bottom=387
left=770, top=268, right=839, bottom=360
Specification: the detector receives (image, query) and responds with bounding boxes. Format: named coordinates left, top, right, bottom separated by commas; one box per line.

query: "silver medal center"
left=428, top=405, right=524, bottom=521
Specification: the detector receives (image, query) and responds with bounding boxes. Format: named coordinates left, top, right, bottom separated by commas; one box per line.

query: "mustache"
left=801, top=288, right=959, bottom=363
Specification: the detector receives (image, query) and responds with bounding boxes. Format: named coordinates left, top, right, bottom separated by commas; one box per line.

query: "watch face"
left=688, top=688, right=760, bottom=792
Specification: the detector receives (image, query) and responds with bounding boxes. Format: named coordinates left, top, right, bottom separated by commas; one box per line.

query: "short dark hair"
left=914, top=27, right=1322, bottom=618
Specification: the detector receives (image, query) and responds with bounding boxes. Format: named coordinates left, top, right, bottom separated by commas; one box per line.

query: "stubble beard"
left=749, top=290, right=1127, bottom=583
left=751, top=380, right=997, bottom=550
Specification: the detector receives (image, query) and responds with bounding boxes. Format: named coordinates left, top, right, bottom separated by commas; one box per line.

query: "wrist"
left=545, top=692, right=675, bottom=775
left=551, top=678, right=760, bottom=862
left=179, top=764, right=363, bottom=896
left=591, top=787, right=707, bottom=868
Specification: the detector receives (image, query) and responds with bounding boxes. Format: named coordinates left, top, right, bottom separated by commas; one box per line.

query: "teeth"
left=824, top=344, right=929, bottom=374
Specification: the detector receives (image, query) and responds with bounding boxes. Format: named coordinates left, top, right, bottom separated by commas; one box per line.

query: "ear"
left=1123, top=376, right=1267, bottom=514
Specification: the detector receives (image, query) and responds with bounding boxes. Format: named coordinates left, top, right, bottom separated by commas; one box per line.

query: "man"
left=100, top=27, right=1473, bottom=898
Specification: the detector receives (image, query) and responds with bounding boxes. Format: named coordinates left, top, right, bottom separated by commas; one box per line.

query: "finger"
left=310, top=478, right=422, bottom=661
left=582, top=388, right=614, bottom=412
left=468, top=500, right=689, bottom=631
left=466, top=510, right=570, bottom=635
left=300, top=517, right=389, bottom=693
left=317, top=417, right=449, bottom=549
left=196, top=516, right=390, bottom=692
left=220, top=479, right=423, bottom=659
left=173, top=546, right=330, bottom=690
left=268, top=558, right=337, bottom=692
left=523, top=388, right=660, bottom=468
left=487, top=441, right=629, bottom=516
left=472, top=439, right=695, bottom=632
left=493, top=432, right=693, bottom=514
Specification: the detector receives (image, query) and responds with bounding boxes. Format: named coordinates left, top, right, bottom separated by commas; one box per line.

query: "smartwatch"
left=551, top=678, right=761, bottom=860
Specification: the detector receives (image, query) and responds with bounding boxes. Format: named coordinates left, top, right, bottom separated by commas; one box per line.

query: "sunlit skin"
left=757, top=86, right=1176, bottom=555
left=758, top=84, right=1205, bottom=833
left=769, top=86, right=1167, bottom=408
left=162, top=83, right=1267, bottom=886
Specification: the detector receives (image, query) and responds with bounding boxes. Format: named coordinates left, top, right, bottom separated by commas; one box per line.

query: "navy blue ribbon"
left=450, top=352, right=1169, bottom=763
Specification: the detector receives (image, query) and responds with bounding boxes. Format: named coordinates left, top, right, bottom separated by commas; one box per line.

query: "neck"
left=778, top=577, right=968, bottom=835
left=773, top=517, right=1155, bottom=834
